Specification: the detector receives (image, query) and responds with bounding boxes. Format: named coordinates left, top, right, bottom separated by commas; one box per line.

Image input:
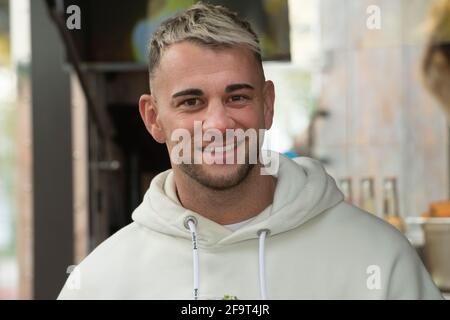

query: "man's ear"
left=138, top=94, right=166, bottom=143
left=262, top=80, right=275, bottom=130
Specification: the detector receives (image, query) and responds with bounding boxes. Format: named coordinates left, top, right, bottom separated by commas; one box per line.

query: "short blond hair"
left=148, top=2, right=263, bottom=90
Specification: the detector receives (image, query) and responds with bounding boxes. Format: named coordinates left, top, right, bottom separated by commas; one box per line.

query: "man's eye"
left=228, top=95, right=249, bottom=103
left=181, top=98, right=202, bottom=107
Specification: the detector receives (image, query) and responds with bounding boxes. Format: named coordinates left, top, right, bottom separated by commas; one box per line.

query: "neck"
left=173, top=164, right=277, bottom=225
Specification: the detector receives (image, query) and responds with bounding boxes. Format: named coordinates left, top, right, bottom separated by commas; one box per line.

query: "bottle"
left=338, top=178, right=353, bottom=204
left=360, top=178, right=377, bottom=216
left=382, top=177, right=405, bottom=233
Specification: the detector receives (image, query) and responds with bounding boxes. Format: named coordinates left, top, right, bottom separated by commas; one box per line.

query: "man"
left=58, top=2, right=442, bottom=299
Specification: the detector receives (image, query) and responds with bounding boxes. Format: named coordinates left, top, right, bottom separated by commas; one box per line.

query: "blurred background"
left=0, top=0, right=449, bottom=299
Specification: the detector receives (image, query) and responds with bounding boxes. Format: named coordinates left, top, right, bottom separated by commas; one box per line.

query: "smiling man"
left=140, top=31, right=277, bottom=225
left=58, top=2, right=442, bottom=300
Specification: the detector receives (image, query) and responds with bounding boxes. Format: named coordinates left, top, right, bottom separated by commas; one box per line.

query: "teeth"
left=214, top=143, right=234, bottom=153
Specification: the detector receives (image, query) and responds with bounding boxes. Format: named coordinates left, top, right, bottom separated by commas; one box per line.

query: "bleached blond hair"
left=148, top=2, right=263, bottom=90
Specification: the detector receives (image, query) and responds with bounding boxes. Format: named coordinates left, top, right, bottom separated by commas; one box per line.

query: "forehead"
left=152, top=41, right=262, bottom=94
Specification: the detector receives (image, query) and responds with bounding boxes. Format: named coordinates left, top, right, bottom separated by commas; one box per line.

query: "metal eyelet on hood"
left=184, top=215, right=198, bottom=230
left=257, top=228, right=271, bottom=237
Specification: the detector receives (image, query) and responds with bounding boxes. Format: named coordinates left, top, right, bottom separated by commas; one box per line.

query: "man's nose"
left=202, top=100, right=235, bottom=133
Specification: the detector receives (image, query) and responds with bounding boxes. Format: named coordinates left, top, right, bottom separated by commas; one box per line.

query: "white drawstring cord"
left=184, top=216, right=270, bottom=300
left=258, top=229, right=270, bottom=300
left=185, top=216, right=199, bottom=300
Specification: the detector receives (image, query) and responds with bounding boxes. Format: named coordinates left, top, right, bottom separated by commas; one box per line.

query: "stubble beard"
left=178, top=141, right=259, bottom=190
left=178, top=161, right=255, bottom=191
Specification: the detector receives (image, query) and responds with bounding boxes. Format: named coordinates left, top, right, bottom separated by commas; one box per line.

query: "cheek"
left=162, top=117, right=196, bottom=148
left=236, top=105, right=266, bottom=129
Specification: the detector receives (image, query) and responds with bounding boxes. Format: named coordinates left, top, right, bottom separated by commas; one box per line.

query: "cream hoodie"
left=58, top=155, right=443, bottom=299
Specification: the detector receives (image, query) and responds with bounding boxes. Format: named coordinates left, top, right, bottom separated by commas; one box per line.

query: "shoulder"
left=321, top=201, right=409, bottom=247
left=57, top=222, right=148, bottom=299
left=309, top=202, right=442, bottom=298
left=305, top=201, right=419, bottom=267
left=85, top=222, right=147, bottom=260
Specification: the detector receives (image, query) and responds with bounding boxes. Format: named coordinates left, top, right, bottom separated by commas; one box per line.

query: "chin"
left=181, top=163, right=254, bottom=190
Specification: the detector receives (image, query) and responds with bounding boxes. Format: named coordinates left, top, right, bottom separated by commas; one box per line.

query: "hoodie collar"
left=132, top=153, right=344, bottom=247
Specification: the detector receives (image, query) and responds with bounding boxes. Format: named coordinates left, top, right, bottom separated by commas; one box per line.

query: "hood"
left=132, top=153, right=344, bottom=247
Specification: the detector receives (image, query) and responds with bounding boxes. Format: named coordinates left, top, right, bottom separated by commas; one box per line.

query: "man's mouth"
left=200, top=138, right=245, bottom=154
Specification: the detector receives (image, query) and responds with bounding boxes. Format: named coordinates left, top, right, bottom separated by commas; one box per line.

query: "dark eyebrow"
left=225, top=83, right=255, bottom=93
left=172, top=88, right=204, bottom=98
